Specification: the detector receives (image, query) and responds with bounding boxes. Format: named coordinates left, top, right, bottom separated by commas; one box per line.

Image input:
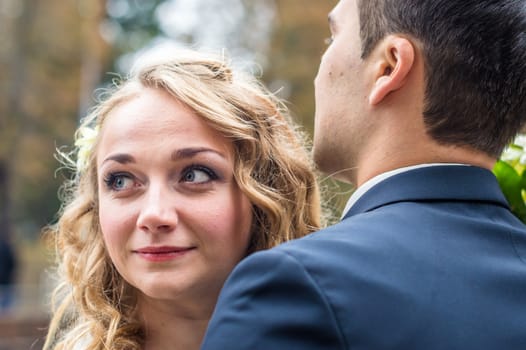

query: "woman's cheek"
left=98, top=199, right=134, bottom=255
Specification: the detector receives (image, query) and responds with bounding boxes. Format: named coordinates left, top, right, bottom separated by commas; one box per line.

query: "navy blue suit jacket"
left=202, top=166, right=526, bottom=349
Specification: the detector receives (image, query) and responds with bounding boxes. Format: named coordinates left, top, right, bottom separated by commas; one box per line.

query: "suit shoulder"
left=206, top=239, right=347, bottom=349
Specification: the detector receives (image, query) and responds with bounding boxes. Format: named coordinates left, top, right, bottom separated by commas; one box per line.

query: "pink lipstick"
left=133, top=246, right=195, bottom=262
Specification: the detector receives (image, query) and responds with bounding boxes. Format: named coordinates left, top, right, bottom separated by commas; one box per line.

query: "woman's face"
left=96, top=87, right=252, bottom=314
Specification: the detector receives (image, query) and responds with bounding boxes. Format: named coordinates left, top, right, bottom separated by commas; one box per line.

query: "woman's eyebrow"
left=170, top=147, right=227, bottom=161
left=102, top=153, right=135, bottom=165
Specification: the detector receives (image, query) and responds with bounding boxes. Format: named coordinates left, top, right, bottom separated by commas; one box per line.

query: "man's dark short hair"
left=357, top=0, right=526, bottom=157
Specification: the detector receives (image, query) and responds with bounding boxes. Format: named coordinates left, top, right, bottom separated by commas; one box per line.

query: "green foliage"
left=494, top=134, right=526, bottom=222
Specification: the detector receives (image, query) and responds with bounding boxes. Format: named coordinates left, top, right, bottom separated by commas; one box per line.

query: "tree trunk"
left=0, top=0, right=32, bottom=240
left=0, top=160, right=10, bottom=240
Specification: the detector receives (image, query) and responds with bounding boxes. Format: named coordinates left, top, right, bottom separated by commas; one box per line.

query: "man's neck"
left=354, top=141, right=495, bottom=188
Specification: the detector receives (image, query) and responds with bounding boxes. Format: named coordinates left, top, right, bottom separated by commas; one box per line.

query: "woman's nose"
left=136, top=186, right=178, bottom=234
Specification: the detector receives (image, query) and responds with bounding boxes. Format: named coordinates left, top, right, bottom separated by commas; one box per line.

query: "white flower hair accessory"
left=74, top=124, right=99, bottom=173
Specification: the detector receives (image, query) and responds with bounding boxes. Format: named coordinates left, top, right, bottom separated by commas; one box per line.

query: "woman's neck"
left=138, top=297, right=211, bottom=350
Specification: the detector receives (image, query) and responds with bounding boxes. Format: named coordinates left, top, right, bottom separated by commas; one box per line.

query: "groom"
left=202, top=0, right=526, bottom=349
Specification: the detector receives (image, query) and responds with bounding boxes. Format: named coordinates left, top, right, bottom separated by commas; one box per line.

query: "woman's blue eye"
left=182, top=166, right=217, bottom=184
left=104, top=173, right=133, bottom=191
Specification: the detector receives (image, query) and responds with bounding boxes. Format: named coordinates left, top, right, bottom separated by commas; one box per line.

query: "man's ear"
left=369, top=36, right=415, bottom=105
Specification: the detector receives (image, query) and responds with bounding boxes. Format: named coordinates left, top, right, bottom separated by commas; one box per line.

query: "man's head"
left=314, top=0, right=526, bottom=182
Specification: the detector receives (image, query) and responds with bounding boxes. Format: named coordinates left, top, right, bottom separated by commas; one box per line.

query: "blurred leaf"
left=493, top=160, right=526, bottom=222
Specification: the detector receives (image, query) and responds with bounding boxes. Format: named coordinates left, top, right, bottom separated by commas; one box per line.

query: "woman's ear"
left=369, top=36, right=415, bottom=105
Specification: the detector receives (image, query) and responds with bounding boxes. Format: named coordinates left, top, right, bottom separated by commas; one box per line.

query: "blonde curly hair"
left=44, top=50, right=324, bottom=349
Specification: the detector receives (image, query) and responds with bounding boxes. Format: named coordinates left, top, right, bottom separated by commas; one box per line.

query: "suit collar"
left=341, top=163, right=464, bottom=218
left=342, top=165, right=508, bottom=220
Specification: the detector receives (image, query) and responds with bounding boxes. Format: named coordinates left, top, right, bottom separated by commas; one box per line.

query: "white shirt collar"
left=340, top=163, right=469, bottom=219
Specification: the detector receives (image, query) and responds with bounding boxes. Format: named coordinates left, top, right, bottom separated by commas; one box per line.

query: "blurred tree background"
left=0, top=0, right=340, bottom=346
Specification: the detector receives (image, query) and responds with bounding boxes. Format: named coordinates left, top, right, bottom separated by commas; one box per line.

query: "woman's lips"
left=133, top=246, right=196, bottom=262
